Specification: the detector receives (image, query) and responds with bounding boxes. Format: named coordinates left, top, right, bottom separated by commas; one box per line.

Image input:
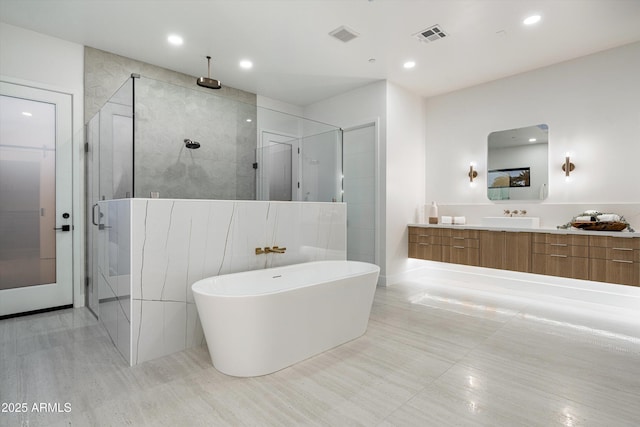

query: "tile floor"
left=1, top=275, right=639, bottom=426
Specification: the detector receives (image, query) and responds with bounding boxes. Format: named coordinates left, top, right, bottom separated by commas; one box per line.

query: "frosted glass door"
left=0, top=82, right=73, bottom=316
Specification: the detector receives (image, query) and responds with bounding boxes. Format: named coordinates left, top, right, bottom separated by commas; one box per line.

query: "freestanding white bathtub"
left=192, top=260, right=380, bottom=377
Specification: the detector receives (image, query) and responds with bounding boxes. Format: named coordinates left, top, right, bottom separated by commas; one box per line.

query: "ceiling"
left=2, top=0, right=640, bottom=106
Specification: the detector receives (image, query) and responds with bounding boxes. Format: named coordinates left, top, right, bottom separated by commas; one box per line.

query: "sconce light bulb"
left=468, top=163, right=478, bottom=183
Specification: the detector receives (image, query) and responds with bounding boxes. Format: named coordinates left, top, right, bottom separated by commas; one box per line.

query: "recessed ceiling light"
left=403, top=61, right=416, bottom=69
left=246, top=118, right=252, bottom=122
left=167, top=34, right=183, bottom=46
left=523, top=15, right=541, bottom=25
left=239, top=60, right=253, bottom=69
left=529, top=138, right=537, bottom=142
left=22, top=111, right=32, bottom=117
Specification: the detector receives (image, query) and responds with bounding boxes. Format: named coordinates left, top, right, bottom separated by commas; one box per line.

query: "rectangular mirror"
left=487, top=124, right=548, bottom=201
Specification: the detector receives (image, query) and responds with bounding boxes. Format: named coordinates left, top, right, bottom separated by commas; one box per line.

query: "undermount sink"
left=481, top=216, right=540, bottom=229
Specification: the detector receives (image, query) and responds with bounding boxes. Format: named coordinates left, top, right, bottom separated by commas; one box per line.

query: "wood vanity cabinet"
left=408, top=226, right=444, bottom=262
left=409, top=225, right=639, bottom=287
left=531, top=233, right=590, bottom=280
left=443, top=229, right=479, bottom=266
left=480, top=231, right=531, bottom=273
left=589, top=236, right=639, bottom=286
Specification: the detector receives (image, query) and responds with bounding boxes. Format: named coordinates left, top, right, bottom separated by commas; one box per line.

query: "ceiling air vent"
left=329, top=25, right=360, bottom=43
left=415, top=25, right=448, bottom=43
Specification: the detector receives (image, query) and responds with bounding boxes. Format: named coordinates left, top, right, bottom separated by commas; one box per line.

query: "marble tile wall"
left=97, top=199, right=346, bottom=365
left=133, top=77, right=257, bottom=200
left=85, top=47, right=258, bottom=201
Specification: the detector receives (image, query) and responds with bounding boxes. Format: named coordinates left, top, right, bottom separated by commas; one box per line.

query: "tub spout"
left=265, top=246, right=286, bottom=254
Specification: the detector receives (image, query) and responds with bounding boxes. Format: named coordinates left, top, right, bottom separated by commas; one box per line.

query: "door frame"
left=0, top=79, right=75, bottom=316
left=257, top=128, right=300, bottom=201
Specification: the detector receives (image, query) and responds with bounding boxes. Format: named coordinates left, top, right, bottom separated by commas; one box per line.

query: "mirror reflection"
left=487, top=124, right=548, bottom=201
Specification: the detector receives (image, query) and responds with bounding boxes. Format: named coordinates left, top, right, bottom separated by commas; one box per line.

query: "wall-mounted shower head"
left=184, top=139, right=201, bottom=149
left=197, top=56, right=222, bottom=89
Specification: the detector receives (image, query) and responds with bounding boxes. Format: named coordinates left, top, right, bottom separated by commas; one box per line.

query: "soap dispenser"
left=428, top=201, right=439, bottom=224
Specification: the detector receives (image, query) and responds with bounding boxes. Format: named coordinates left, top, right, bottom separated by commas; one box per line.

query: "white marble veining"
left=97, top=199, right=346, bottom=365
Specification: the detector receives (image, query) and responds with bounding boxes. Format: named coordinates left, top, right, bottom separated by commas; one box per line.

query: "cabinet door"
left=606, top=260, right=638, bottom=286
left=504, top=232, right=531, bottom=272
left=450, top=246, right=479, bottom=266
left=544, top=255, right=590, bottom=280
left=416, top=243, right=443, bottom=262
left=480, top=231, right=504, bottom=269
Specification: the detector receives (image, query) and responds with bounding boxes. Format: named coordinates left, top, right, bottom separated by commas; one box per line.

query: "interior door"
left=258, top=131, right=299, bottom=201
left=0, top=81, right=73, bottom=317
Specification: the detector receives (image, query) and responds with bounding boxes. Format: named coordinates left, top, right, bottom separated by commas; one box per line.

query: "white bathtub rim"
left=192, top=260, right=380, bottom=298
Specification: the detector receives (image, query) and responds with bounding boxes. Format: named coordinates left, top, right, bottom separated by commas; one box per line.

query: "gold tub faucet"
left=255, top=246, right=287, bottom=255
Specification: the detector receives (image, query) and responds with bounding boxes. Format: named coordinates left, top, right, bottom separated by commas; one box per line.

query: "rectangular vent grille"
left=329, top=25, right=360, bottom=43
left=415, top=25, right=448, bottom=43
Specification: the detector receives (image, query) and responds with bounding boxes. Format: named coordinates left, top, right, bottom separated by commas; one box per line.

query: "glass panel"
left=0, top=95, right=56, bottom=289
left=99, top=78, right=133, bottom=200
left=344, top=124, right=375, bottom=263
left=300, top=129, right=343, bottom=202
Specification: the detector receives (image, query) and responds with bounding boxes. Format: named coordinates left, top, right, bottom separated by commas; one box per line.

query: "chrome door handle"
left=92, top=204, right=99, bottom=226
left=92, top=203, right=107, bottom=229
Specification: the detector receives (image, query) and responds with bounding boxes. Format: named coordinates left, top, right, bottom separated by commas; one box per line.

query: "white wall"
left=424, top=42, right=640, bottom=228
left=0, top=23, right=85, bottom=307
left=384, top=82, right=426, bottom=284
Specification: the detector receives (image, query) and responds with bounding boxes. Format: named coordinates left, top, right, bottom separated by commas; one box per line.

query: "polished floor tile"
left=1, top=275, right=640, bottom=426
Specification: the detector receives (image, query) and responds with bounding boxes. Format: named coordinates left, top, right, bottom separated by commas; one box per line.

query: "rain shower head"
left=197, top=56, right=221, bottom=89
left=184, top=139, right=200, bottom=149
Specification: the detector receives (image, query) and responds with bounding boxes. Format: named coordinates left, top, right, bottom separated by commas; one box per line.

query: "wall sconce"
left=468, top=162, right=478, bottom=183
left=562, top=153, right=575, bottom=180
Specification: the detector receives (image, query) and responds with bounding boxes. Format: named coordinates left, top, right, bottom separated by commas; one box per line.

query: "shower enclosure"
left=85, top=75, right=342, bottom=317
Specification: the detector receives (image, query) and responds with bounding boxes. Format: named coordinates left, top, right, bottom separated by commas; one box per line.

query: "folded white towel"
left=441, top=216, right=453, bottom=224
left=597, top=214, right=620, bottom=222
left=574, top=216, right=594, bottom=222
left=453, top=216, right=466, bottom=225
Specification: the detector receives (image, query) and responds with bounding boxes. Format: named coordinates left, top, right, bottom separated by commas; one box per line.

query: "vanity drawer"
left=590, top=258, right=638, bottom=286
left=532, top=233, right=589, bottom=246
left=409, top=242, right=444, bottom=262
left=590, top=236, right=639, bottom=250
left=448, top=246, right=479, bottom=266
left=445, top=236, right=480, bottom=248
left=532, top=242, right=589, bottom=257
left=442, top=229, right=479, bottom=239
left=412, top=234, right=443, bottom=245
left=532, top=253, right=590, bottom=280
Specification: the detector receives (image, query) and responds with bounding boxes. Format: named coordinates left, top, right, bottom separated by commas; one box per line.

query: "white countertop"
left=408, top=223, right=640, bottom=238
